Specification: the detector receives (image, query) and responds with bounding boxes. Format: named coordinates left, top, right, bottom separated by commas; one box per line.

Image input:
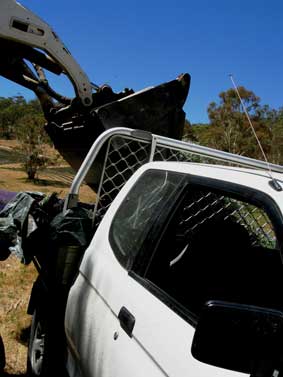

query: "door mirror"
left=192, top=301, right=283, bottom=376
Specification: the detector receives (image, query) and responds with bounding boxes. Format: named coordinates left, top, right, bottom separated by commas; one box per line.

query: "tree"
left=16, top=113, right=48, bottom=180
left=0, top=97, right=25, bottom=139
left=206, top=87, right=272, bottom=159
left=0, top=96, right=43, bottom=139
left=262, top=107, right=283, bottom=164
left=182, top=120, right=198, bottom=142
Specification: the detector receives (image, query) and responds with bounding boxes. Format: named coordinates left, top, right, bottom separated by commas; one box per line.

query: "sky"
left=1, top=0, right=283, bottom=123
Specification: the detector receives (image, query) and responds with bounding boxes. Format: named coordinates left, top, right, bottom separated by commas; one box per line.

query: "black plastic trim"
left=118, top=306, right=136, bottom=337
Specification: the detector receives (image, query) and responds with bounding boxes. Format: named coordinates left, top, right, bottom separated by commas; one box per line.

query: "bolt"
left=84, top=98, right=91, bottom=105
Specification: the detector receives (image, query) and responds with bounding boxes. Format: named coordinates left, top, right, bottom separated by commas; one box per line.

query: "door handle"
left=118, top=306, right=135, bottom=337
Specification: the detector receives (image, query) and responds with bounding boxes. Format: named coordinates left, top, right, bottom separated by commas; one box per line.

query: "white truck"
left=26, top=127, right=283, bottom=377
left=1, top=1, right=283, bottom=377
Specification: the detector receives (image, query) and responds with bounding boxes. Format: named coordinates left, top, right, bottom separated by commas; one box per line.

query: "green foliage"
left=0, top=96, right=43, bottom=140
left=264, top=107, right=283, bottom=164
left=189, top=87, right=282, bottom=164
left=182, top=120, right=198, bottom=142
left=16, top=113, right=49, bottom=180
left=206, top=87, right=271, bottom=158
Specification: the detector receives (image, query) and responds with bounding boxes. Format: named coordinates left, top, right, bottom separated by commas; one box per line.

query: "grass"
left=0, top=139, right=96, bottom=202
left=0, top=258, right=36, bottom=374
left=0, top=139, right=96, bottom=375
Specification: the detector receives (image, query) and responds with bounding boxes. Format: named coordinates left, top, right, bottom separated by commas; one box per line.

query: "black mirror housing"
left=192, top=301, right=283, bottom=376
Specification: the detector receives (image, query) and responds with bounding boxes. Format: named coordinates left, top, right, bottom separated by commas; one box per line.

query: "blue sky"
left=1, top=0, right=283, bottom=123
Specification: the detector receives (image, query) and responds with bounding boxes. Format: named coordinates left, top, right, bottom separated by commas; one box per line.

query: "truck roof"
left=136, top=160, right=283, bottom=204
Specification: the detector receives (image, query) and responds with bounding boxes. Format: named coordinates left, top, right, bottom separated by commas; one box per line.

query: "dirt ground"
left=0, top=257, right=36, bottom=375
left=0, top=139, right=96, bottom=375
left=0, top=139, right=95, bottom=202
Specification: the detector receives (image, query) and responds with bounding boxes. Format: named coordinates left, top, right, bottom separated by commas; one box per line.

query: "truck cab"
left=64, top=155, right=283, bottom=377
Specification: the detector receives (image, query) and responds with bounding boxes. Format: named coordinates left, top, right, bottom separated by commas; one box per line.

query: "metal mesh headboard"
left=93, top=134, right=224, bottom=224
left=92, top=132, right=278, bottom=244
left=176, top=189, right=276, bottom=250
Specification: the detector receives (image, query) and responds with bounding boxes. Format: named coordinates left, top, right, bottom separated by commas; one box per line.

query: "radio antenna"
left=229, top=74, right=282, bottom=191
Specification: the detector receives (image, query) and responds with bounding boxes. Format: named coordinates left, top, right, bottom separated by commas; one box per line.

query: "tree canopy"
left=187, top=87, right=283, bottom=164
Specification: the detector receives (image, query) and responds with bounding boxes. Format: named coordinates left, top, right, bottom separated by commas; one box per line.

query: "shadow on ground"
left=0, top=149, right=23, bottom=165
left=16, top=326, right=30, bottom=347
left=33, top=178, right=71, bottom=188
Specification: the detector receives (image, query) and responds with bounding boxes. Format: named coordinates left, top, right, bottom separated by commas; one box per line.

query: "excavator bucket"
left=45, top=74, right=190, bottom=190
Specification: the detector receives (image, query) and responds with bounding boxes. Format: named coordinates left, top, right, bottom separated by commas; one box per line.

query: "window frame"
left=126, top=171, right=283, bottom=326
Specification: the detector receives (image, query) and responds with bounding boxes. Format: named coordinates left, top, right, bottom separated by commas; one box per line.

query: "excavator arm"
left=0, top=0, right=191, bottom=190
left=0, top=0, right=93, bottom=106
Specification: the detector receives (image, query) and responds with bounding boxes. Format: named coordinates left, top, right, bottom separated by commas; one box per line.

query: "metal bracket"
left=63, top=193, right=78, bottom=213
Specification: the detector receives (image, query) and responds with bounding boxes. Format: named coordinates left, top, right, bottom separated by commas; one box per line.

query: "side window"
left=140, top=182, right=283, bottom=324
left=110, top=170, right=184, bottom=270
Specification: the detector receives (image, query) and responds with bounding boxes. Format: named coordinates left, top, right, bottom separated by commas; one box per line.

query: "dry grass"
left=0, top=140, right=97, bottom=375
left=0, top=139, right=96, bottom=202
left=0, top=162, right=96, bottom=203
left=0, top=257, right=37, bottom=375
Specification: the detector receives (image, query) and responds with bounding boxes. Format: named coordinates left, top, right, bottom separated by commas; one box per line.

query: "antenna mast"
left=229, top=75, right=282, bottom=192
